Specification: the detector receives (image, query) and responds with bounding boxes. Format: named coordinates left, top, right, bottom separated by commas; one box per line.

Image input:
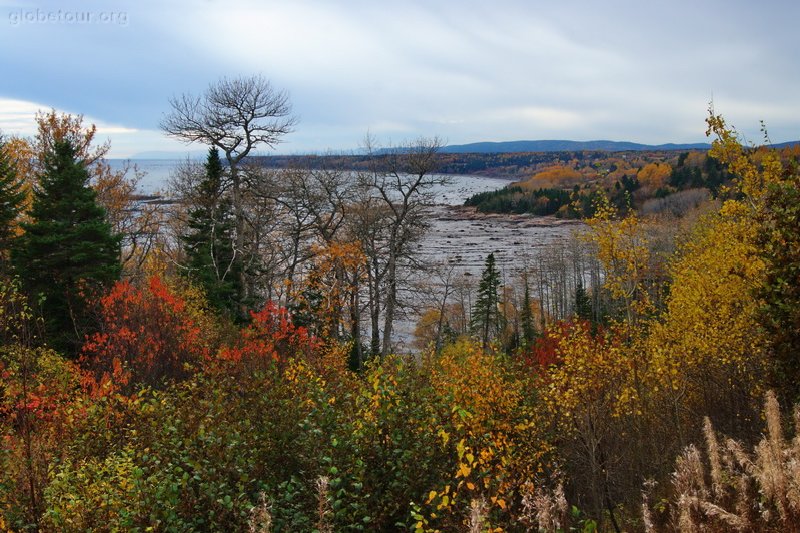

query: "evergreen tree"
left=0, top=139, right=26, bottom=269
left=13, top=139, right=121, bottom=355
left=574, top=279, right=593, bottom=322
left=471, top=252, right=502, bottom=351
left=519, top=273, right=537, bottom=349
left=181, top=147, right=242, bottom=319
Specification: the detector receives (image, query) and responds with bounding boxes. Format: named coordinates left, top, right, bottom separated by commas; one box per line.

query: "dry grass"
left=247, top=492, right=272, bottom=533
left=467, top=497, right=488, bottom=533
left=652, top=391, right=800, bottom=532
left=519, top=479, right=569, bottom=531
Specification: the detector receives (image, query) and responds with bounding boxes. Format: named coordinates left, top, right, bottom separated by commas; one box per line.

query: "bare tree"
left=161, top=75, right=296, bottom=315
left=357, top=136, right=448, bottom=356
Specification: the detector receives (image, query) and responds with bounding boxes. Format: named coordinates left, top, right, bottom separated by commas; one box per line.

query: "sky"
left=1, top=0, right=799, bottom=158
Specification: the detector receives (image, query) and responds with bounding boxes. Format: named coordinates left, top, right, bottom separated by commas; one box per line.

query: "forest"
left=1, top=76, right=800, bottom=532
left=463, top=150, right=736, bottom=219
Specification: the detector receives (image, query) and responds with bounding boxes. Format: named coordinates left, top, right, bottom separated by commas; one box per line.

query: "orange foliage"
left=292, top=240, right=365, bottom=338
left=218, top=301, right=322, bottom=374
left=81, top=276, right=209, bottom=395
left=636, top=162, right=672, bottom=194
left=33, top=110, right=109, bottom=167
left=520, top=165, right=587, bottom=189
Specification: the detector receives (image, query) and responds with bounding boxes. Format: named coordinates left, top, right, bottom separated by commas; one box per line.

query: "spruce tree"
left=13, top=139, right=121, bottom=355
left=574, top=279, right=593, bottom=321
left=0, top=139, right=26, bottom=269
left=181, top=147, right=242, bottom=319
left=471, top=252, right=503, bottom=351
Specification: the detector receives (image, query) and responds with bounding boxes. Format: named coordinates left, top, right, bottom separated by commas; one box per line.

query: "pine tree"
left=0, top=139, right=26, bottom=269
left=574, top=279, right=593, bottom=322
left=13, top=139, right=121, bottom=355
left=181, top=147, right=242, bottom=319
left=471, top=252, right=502, bottom=351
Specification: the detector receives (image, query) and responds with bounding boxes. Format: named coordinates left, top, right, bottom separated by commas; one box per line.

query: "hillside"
left=441, top=139, right=713, bottom=153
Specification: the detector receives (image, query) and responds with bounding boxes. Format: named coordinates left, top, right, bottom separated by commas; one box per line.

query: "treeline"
left=463, top=150, right=741, bottom=218
left=256, top=150, right=639, bottom=179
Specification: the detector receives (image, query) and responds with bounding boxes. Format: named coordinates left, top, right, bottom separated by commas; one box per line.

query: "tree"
left=162, top=75, right=297, bottom=317
left=10, top=111, right=163, bottom=279
left=358, top=136, right=447, bottom=356
left=758, top=175, right=800, bottom=402
left=0, top=138, right=26, bottom=268
left=12, top=140, right=121, bottom=355
left=573, top=280, right=593, bottom=322
left=181, top=147, right=242, bottom=318
left=471, top=253, right=503, bottom=351
left=519, top=272, right=537, bottom=348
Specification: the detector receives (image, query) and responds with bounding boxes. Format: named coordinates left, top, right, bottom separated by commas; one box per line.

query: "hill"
left=441, top=139, right=713, bottom=153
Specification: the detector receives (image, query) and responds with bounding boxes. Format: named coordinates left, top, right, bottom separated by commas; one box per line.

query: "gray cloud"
left=1, top=0, right=798, bottom=156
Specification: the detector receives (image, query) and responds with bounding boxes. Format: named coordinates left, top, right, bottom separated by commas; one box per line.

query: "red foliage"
left=522, top=320, right=603, bottom=370
left=81, top=276, right=209, bottom=394
left=218, top=301, right=321, bottom=374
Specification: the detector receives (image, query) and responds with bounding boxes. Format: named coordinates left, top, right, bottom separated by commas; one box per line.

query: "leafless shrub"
left=640, top=188, right=711, bottom=218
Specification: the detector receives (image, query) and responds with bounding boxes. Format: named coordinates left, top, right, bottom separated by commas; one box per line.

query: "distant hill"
left=768, top=141, right=800, bottom=149
left=441, top=140, right=714, bottom=153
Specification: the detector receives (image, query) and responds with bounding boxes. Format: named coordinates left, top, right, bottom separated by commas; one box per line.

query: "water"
left=108, top=159, right=582, bottom=347
left=106, top=160, right=514, bottom=200
left=106, top=159, right=184, bottom=193
left=107, top=157, right=580, bottom=287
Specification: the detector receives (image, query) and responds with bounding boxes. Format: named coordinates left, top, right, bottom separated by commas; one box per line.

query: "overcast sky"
left=1, top=0, right=799, bottom=157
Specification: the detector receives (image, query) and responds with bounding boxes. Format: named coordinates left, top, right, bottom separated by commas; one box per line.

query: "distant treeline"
left=463, top=151, right=735, bottom=218
left=251, top=150, right=696, bottom=179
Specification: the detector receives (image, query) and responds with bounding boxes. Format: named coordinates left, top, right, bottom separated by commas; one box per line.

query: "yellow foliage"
left=292, top=240, right=366, bottom=338
left=542, top=322, right=640, bottom=430
left=645, top=209, right=767, bottom=421
left=584, top=195, right=653, bottom=324
left=637, top=162, right=672, bottom=193
left=706, top=111, right=783, bottom=206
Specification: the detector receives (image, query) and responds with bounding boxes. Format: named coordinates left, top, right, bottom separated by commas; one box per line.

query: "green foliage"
left=181, top=147, right=244, bottom=320
left=0, top=139, right=26, bottom=266
left=12, top=140, right=120, bottom=355
left=573, top=280, right=593, bottom=322
left=668, top=152, right=731, bottom=195
left=758, top=173, right=800, bottom=402
left=471, top=253, right=503, bottom=350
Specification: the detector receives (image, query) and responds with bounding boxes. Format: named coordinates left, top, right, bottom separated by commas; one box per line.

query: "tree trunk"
left=381, top=251, right=396, bottom=357
left=228, top=157, right=249, bottom=319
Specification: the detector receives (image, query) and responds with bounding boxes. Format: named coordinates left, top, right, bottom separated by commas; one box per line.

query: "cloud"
left=3, top=0, right=800, bottom=154
left=0, top=97, right=190, bottom=158
left=0, top=98, right=43, bottom=135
